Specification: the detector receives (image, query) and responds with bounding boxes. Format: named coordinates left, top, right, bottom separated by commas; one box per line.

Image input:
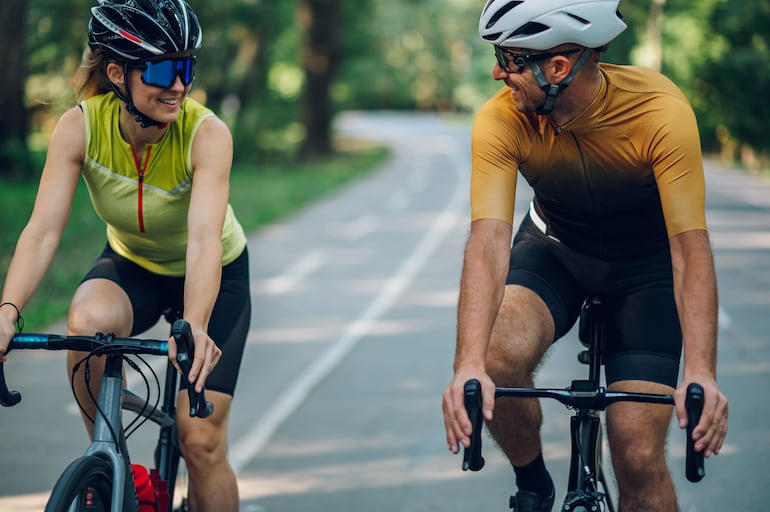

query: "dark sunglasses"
left=494, top=46, right=580, bottom=74
left=130, top=56, right=196, bottom=89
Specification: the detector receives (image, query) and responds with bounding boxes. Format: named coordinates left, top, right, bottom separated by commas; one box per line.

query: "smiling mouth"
left=159, top=98, right=180, bottom=105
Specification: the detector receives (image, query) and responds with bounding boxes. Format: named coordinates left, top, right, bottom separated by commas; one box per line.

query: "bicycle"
left=462, top=296, right=705, bottom=512
left=0, top=314, right=214, bottom=512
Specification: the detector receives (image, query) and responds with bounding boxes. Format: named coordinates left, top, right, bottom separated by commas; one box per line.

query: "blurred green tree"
left=0, top=0, right=29, bottom=178
left=697, top=0, right=770, bottom=162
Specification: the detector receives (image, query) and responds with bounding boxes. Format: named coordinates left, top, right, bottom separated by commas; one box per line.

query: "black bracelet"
left=0, top=302, right=24, bottom=333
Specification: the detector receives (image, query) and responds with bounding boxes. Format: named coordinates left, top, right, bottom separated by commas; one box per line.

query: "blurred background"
left=1, top=0, right=768, bottom=175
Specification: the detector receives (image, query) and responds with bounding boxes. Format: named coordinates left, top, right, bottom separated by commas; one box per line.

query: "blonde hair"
left=72, top=48, right=116, bottom=102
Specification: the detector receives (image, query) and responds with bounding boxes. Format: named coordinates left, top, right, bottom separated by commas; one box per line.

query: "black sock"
left=513, top=452, right=552, bottom=496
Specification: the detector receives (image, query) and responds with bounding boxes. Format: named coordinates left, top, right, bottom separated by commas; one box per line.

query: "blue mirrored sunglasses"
left=131, top=56, right=196, bottom=89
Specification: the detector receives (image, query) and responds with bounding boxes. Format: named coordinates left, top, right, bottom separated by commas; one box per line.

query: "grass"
left=0, top=144, right=389, bottom=330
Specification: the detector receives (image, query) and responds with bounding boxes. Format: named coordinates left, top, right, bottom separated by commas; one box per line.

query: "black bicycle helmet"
left=88, top=0, right=202, bottom=61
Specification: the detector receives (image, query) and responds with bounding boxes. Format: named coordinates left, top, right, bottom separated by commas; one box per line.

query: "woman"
left=0, top=1, right=250, bottom=510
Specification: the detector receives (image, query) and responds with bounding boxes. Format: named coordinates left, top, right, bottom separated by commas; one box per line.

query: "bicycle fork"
left=564, top=411, right=608, bottom=512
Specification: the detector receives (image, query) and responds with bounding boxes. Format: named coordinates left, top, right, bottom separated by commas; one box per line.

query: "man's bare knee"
left=486, top=285, right=554, bottom=384
left=607, top=382, right=673, bottom=488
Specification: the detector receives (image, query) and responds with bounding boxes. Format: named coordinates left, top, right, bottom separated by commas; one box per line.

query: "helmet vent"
left=565, top=13, right=590, bottom=25
left=512, top=22, right=548, bottom=37
left=486, top=1, right=523, bottom=29
left=482, top=32, right=503, bottom=42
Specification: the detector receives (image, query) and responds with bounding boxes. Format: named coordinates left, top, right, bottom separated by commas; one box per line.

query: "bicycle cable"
left=88, top=343, right=162, bottom=439
left=122, top=353, right=162, bottom=439
left=71, top=352, right=123, bottom=453
left=69, top=344, right=161, bottom=451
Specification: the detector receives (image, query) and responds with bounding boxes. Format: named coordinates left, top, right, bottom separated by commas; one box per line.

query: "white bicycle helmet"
left=479, top=0, right=627, bottom=50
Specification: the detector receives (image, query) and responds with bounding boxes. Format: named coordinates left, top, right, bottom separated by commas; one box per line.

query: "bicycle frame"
left=83, top=351, right=137, bottom=512
left=462, top=297, right=705, bottom=512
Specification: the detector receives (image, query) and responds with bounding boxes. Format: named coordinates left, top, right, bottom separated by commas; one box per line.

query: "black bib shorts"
left=506, top=211, right=681, bottom=388
left=81, top=244, right=251, bottom=396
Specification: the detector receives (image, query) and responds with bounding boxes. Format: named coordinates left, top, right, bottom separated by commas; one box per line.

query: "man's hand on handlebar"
left=674, top=375, right=728, bottom=459
left=442, top=365, right=495, bottom=454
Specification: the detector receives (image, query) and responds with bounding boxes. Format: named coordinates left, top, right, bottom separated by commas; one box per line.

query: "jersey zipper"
left=130, top=146, right=152, bottom=233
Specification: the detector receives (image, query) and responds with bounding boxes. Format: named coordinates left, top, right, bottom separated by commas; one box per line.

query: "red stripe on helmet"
left=119, top=30, right=143, bottom=44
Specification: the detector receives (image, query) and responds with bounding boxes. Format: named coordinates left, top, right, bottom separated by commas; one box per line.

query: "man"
left=441, top=1, right=729, bottom=511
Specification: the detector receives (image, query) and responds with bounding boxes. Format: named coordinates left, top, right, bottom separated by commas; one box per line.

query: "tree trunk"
left=0, top=0, right=28, bottom=178
left=298, top=0, right=341, bottom=160
left=644, top=0, right=665, bottom=71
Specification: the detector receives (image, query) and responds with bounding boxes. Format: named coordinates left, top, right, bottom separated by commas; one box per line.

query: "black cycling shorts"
left=81, top=244, right=251, bottom=396
left=505, top=213, right=681, bottom=388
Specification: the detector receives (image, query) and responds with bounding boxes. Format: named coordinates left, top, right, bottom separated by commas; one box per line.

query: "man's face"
left=491, top=49, right=547, bottom=113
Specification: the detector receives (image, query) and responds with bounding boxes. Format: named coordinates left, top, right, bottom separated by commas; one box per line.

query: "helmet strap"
left=530, top=49, right=592, bottom=115
left=110, top=63, right=167, bottom=129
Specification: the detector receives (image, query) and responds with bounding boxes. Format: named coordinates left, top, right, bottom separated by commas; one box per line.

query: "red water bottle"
left=150, top=468, right=170, bottom=512
left=131, top=464, right=157, bottom=512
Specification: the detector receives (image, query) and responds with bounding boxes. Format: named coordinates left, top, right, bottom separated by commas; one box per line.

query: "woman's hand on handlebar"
left=167, top=322, right=222, bottom=393
left=442, top=365, right=495, bottom=454
left=674, top=375, right=728, bottom=458
left=0, top=314, right=18, bottom=363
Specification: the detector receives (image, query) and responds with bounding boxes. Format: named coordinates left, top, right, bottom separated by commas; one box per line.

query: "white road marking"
left=255, top=250, right=326, bottom=295
left=330, top=214, right=380, bottom=239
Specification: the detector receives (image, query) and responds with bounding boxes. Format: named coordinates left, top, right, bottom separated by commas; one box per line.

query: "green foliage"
left=26, top=0, right=92, bottom=112
left=338, top=0, right=495, bottom=112
left=0, top=138, right=38, bottom=180
left=13, top=0, right=770, bottom=170
left=695, top=0, right=770, bottom=154
left=192, top=1, right=305, bottom=162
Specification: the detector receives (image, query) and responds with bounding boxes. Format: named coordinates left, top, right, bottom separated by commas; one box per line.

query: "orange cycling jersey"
left=470, top=64, right=706, bottom=259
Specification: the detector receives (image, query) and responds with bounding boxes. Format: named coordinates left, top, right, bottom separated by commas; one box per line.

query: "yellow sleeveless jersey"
left=471, top=64, right=706, bottom=259
left=80, top=93, right=247, bottom=276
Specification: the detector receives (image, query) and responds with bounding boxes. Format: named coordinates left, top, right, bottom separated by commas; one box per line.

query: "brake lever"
left=0, top=361, right=21, bottom=407
left=171, top=319, right=214, bottom=419
left=685, top=382, right=705, bottom=482
left=462, top=379, right=485, bottom=471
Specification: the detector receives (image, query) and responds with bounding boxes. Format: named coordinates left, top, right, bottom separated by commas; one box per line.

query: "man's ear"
left=547, top=55, right=573, bottom=84
left=106, top=62, right=125, bottom=87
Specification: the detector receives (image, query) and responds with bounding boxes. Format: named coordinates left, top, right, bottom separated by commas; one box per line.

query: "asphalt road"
left=0, top=112, right=768, bottom=511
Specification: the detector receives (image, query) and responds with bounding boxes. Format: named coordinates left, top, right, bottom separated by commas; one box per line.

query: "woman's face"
left=108, top=51, right=194, bottom=126
left=129, top=52, right=194, bottom=124
left=127, top=65, right=190, bottom=124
